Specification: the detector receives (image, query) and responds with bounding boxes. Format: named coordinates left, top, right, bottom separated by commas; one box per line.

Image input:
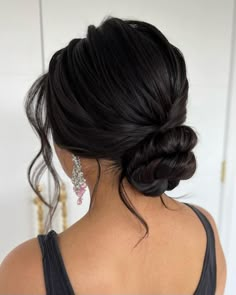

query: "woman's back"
left=37, top=199, right=223, bottom=295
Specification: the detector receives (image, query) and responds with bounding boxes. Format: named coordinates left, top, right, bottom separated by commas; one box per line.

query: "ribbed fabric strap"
left=37, top=230, right=75, bottom=295
left=184, top=203, right=217, bottom=295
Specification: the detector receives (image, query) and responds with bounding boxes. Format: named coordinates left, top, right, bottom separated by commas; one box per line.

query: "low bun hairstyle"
left=122, top=125, right=197, bottom=197
left=25, top=15, right=198, bottom=248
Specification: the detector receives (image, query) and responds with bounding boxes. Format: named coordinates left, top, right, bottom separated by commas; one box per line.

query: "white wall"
left=0, top=0, right=43, bottom=256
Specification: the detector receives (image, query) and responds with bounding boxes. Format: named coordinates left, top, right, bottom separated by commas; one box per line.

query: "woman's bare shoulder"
left=0, top=236, right=45, bottom=294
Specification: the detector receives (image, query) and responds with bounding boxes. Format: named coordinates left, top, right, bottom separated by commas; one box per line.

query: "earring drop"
left=71, top=154, right=87, bottom=205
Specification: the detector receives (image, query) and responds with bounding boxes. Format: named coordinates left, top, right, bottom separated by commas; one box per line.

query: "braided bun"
left=122, top=125, right=198, bottom=196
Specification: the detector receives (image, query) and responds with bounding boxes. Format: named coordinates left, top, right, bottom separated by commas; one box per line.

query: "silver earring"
left=71, top=154, right=87, bottom=205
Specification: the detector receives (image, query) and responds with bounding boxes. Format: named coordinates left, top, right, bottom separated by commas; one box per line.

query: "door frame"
left=219, top=0, right=236, bottom=293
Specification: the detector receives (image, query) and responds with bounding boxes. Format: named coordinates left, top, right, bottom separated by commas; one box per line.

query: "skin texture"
left=0, top=145, right=227, bottom=294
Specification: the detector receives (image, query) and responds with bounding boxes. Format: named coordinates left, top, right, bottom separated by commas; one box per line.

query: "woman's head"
left=25, top=15, right=197, bottom=247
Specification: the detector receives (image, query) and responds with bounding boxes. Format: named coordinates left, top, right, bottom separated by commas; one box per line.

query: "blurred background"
left=0, top=0, right=235, bottom=294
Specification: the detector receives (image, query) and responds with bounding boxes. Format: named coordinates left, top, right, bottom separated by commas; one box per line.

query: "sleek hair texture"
left=25, top=15, right=198, bottom=248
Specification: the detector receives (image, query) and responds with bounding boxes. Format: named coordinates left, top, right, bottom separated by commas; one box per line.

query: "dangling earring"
left=71, top=154, right=87, bottom=205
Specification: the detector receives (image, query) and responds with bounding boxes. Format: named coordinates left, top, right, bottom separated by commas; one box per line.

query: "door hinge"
left=221, top=160, right=226, bottom=183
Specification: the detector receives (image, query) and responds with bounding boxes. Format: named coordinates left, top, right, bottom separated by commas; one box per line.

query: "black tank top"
left=37, top=202, right=217, bottom=295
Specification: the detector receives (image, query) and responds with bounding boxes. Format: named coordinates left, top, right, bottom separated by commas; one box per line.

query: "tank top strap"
left=183, top=202, right=217, bottom=295
left=37, top=230, right=75, bottom=295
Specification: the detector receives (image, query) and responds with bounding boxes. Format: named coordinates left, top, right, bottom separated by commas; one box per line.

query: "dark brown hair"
left=25, top=15, right=198, bottom=248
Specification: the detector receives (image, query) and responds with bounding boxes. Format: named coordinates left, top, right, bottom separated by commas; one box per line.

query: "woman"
left=0, top=16, right=226, bottom=294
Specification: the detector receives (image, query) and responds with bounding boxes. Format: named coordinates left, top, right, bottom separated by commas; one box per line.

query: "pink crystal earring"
left=71, top=154, right=87, bottom=205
